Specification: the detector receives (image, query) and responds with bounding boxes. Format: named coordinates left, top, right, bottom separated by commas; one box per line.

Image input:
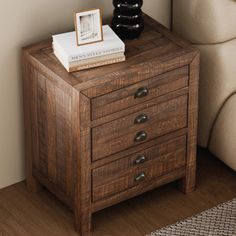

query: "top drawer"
left=91, top=66, right=189, bottom=120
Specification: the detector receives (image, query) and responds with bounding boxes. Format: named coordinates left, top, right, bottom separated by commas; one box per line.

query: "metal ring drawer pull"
left=135, top=172, right=146, bottom=182
left=134, top=131, right=147, bottom=142
left=134, top=155, right=146, bottom=165
left=134, top=114, right=148, bottom=124
left=134, top=87, right=149, bottom=99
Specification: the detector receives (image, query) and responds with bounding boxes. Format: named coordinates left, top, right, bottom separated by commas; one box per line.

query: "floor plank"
left=0, top=148, right=236, bottom=236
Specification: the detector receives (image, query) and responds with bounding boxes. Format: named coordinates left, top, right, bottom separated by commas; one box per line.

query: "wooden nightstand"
left=22, top=15, right=199, bottom=236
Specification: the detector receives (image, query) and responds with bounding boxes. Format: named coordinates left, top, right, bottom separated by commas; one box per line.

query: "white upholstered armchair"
left=172, top=0, right=236, bottom=171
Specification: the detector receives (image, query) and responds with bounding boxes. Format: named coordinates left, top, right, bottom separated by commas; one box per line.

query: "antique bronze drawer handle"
left=135, top=172, right=146, bottom=182
left=134, top=114, right=148, bottom=124
left=134, top=87, right=149, bottom=99
left=134, top=131, right=147, bottom=142
left=134, top=155, right=147, bottom=165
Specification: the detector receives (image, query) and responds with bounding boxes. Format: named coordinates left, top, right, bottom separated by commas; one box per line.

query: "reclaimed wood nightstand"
left=22, top=15, right=199, bottom=236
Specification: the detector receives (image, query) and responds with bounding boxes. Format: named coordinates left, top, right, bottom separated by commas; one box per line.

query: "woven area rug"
left=148, top=198, right=236, bottom=236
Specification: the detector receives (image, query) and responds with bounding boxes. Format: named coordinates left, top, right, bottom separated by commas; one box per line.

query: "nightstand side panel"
left=23, top=53, right=75, bottom=206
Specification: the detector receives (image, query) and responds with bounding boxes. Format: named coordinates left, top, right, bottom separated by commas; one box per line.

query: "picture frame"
left=74, top=9, right=103, bottom=46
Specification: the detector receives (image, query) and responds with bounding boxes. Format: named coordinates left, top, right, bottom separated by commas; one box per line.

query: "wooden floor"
left=0, top=148, right=236, bottom=236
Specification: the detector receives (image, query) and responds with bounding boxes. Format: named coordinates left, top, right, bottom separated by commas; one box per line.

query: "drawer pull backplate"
left=134, top=87, right=149, bottom=99
left=134, top=131, right=147, bottom=142
left=134, top=114, right=148, bottom=124
left=134, top=155, right=147, bottom=165
left=135, top=172, right=146, bottom=182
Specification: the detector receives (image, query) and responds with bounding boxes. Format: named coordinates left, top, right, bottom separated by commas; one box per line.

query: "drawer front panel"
left=92, top=95, right=188, bottom=161
left=91, top=66, right=188, bottom=120
left=92, top=136, right=187, bottom=201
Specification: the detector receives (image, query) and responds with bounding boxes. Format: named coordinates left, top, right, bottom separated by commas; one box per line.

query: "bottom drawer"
left=92, top=135, right=187, bottom=201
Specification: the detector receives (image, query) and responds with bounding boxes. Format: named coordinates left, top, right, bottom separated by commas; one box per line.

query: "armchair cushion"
left=173, top=0, right=236, bottom=44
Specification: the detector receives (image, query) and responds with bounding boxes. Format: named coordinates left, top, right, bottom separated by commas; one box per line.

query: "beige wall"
left=0, top=0, right=171, bottom=189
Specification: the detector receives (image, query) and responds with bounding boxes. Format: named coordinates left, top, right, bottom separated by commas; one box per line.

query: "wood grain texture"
left=23, top=16, right=196, bottom=96
left=74, top=93, right=92, bottom=236
left=179, top=53, right=200, bottom=194
left=35, top=68, right=74, bottom=198
left=92, top=136, right=187, bottom=201
left=93, top=136, right=187, bottom=187
left=91, top=87, right=189, bottom=128
left=80, top=48, right=195, bottom=98
left=92, top=168, right=186, bottom=212
left=91, top=129, right=188, bottom=169
left=22, top=51, right=42, bottom=193
left=92, top=95, right=188, bottom=160
left=91, top=66, right=188, bottom=120
left=22, top=14, right=199, bottom=236
left=1, top=149, right=236, bottom=236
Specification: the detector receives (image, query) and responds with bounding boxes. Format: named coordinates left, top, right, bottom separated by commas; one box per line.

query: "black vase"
left=111, top=0, right=144, bottom=39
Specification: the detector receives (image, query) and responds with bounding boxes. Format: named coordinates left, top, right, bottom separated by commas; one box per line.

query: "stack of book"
left=52, top=25, right=125, bottom=72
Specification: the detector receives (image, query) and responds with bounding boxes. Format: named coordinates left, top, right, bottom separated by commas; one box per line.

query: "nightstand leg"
left=26, top=173, right=42, bottom=193
left=179, top=165, right=196, bottom=194
left=26, top=148, right=42, bottom=193
left=74, top=210, right=92, bottom=236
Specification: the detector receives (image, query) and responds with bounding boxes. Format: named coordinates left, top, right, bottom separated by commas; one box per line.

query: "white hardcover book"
left=52, top=25, right=125, bottom=62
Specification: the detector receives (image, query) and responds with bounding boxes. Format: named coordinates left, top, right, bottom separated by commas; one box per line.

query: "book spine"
left=68, top=52, right=124, bottom=67
left=68, top=56, right=126, bottom=72
left=69, top=45, right=125, bottom=62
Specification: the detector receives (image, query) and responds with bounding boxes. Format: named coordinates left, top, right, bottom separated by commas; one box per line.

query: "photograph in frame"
left=75, top=9, right=103, bottom=46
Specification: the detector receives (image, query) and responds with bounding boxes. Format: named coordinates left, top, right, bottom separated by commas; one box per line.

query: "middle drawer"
left=92, top=94, right=188, bottom=161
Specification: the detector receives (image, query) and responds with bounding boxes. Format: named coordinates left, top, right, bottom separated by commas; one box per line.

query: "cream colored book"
left=53, top=46, right=124, bottom=66
left=68, top=55, right=126, bottom=72
left=53, top=48, right=125, bottom=72
left=68, top=52, right=124, bottom=67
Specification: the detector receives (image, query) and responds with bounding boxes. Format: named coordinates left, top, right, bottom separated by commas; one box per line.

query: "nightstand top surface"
left=23, top=14, right=198, bottom=94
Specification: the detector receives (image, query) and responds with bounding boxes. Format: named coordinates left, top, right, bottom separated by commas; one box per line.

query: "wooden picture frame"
left=74, top=9, right=103, bottom=46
